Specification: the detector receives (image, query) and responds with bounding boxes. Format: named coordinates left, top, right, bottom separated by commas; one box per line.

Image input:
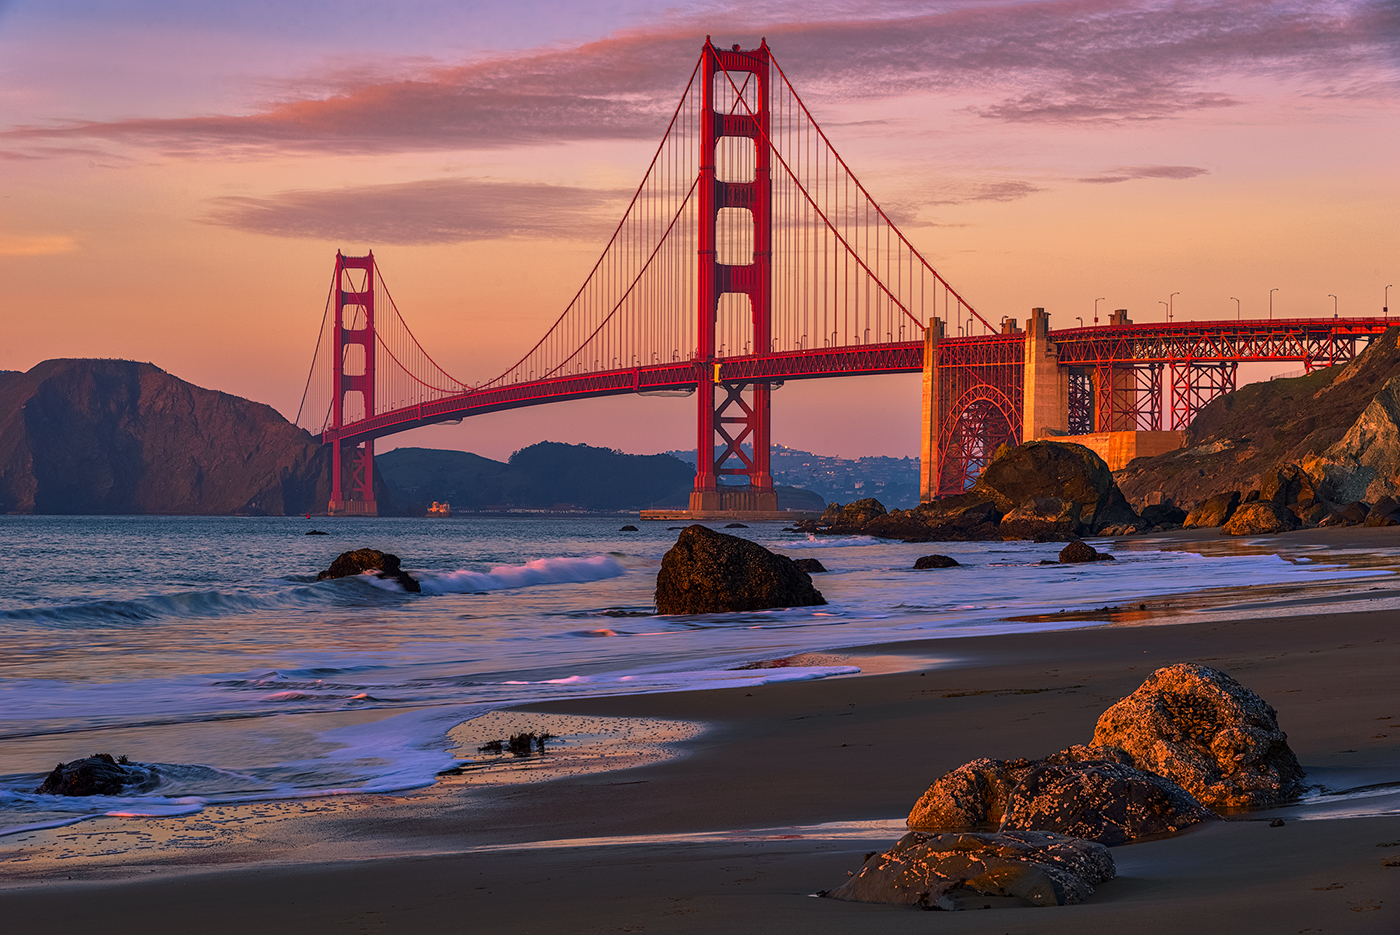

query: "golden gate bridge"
left=296, top=39, right=1393, bottom=516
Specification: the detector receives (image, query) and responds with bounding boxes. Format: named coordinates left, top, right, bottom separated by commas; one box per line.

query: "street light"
left=1386, top=285, right=1393, bottom=318
left=1230, top=297, right=1240, bottom=320
left=1094, top=297, right=1106, bottom=325
left=1076, top=316, right=1084, bottom=328
left=1158, top=300, right=1169, bottom=320
left=1270, top=287, right=1279, bottom=320
left=1329, top=294, right=1338, bottom=318
left=1169, top=291, right=1180, bottom=322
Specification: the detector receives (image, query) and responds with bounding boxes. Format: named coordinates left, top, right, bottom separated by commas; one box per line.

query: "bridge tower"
left=690, top=39, right=778, bottom=514
left=328, top=251, right=378, bottom=516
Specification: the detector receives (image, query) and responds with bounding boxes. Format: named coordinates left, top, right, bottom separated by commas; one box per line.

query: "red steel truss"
left=931, top=334, right=1025, bottom=496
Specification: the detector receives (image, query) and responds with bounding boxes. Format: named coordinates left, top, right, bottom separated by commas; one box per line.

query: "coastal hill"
left=1116, top=327, right=1400, bottom=508
left=377, top=443, right=829, bottom=513
left=0, top=358, right=334, bottom=515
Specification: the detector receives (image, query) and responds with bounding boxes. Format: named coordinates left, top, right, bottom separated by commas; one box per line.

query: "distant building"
left=663, top=444, right=920, bottom=508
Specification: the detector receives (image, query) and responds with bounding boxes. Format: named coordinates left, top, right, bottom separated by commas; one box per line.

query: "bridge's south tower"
left=690, top=40, right=777, bottom=513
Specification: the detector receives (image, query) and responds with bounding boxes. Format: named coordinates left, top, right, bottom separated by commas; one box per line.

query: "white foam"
left=780, top=535, right=881, bottom=549
left=415, top=556, right=626, bottom=594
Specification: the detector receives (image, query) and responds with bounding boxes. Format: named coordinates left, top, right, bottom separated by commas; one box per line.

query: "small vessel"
left=427, top=501, right=451, bottom=517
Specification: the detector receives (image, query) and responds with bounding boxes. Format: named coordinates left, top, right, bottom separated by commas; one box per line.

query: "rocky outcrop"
left=655, top=525, right=826, bottom=614
left=1091, top=663, right=1305, bottom=809
left=1364, top=496, right=1400, bottom=526
left=1222, top=501, right=1300, bottom=535
left=1300, top=372, right=1400, bottom=505
left=1184, top=491, right=1240, bottom=528
left=1059, top=541, right=1113, bottom=563
left=1000, top=760, right=1214, bottom=846
left=318, top=548, right=421, bottom=593
left=906, top=746, right=1209, bottom=846
left=1320, top=500, right=1370, bottom=526
left=828, top=830, right=1114, bottom=909
left=1140, top=502, right=1187, bottom=528
left=792, top=558, right=827, bottom=573
left=913, top=554, right=959, bottom=569
left=35, top=754, right=159, bottom=796
left=0, top=359, right=342, bottom=515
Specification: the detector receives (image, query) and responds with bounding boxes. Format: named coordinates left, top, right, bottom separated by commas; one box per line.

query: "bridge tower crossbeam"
left=329, top=251, right=378, bottom=516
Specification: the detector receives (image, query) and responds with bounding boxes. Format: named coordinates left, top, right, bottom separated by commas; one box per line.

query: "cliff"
left=1115, top=327, right=1400, bottom=510
left=0, top=358, right=333, bottom=515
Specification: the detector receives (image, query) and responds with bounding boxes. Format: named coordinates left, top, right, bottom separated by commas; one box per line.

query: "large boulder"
left=999, top=760, right=1214, bottom=846
left=907, top=746, right=1131, bottom=832
left=997, top=496, right=1081, bottom=541
left=655, top=525, right=826, bottom=614
left=1319, top=500, right=1370, bottom=527
left=35, top=753, right=160, bottom=796
left=1259, top=463, right=1319, bottom=507
left=1183, top=491, right=1240, bottom=528
left=1091, top=664, right=1306, bottom=809
left=1059, top=540, right=1114, bottom=563
left=317, top=548, right=421, bottom=592
left=1364, top=495, right=1400, bottom=526
left=1300, top=372, right=1400, bottom=505
left=913, top=554, right=960, bottom=569
left=1140, top=502, right=1188, bottom=527
left=1222, top=501, right=1300, bottom=535
left=828, top=830, right=1114, bottom=909
left=972, top=441, right=1139, bottom=535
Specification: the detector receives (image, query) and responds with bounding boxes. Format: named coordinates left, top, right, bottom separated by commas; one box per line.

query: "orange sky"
left=2, top=1, right=1397, bottom=459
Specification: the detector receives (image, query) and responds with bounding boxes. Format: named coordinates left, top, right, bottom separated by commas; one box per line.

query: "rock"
left=1000, top=760, right=1214, bottom=846
left=913, top=554, right=960, bottom=569
left=997, top=496, right=1082, bottom=540
left=1140, top=503, right=1187, bottom=527
left=305, top=529, right=329, bottom=535
left=1300, top=369, right=1400, bottom=505
left=1184, top=491, right=1240, bottom=528
left=972, top=441, right=1139, bottom=534
left=655, top=525, right=826, bottom=614
left=1320, top=500, right=1370, bottom=526
left=1222, top=501, right=1300, bottom=535
left=619, top=524, right=639, bottom=531
left=34, top=754, right=159, bottom=796
left=1059, top=541, right=1114, bottom=563
left=1364, top=495, right=1400, bottom=526
left=792, top=558, right=827, bottom=573
left=828, top=830, right=1114, bottom=909
left=723, top=522, right=748, bottom=528
left=907, top=746, right=1131, bottom=832
left=1091, top=663, right=1306, bottom=809
left=1259, top=463, right=1319, bottom=507
left=317, top=548, right=422, bottom=593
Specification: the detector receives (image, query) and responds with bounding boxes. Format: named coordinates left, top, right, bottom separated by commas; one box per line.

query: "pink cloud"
left=1077, top=164, right=1210, bottom=183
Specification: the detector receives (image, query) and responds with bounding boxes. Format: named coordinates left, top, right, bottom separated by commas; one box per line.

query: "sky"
left=2, top=0, right=1397, bottom=460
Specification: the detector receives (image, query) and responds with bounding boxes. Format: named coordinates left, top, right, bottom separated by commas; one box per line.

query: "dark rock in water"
left=1000, top=761, right=1214, bottom=846
left=723, top=522, right=749, bottom=528
left=1222, top=501, right=1300, bottom=535
left=1092, top=663, right=1306, bottom=809
left=318, top=548, right=421, bottom=593
left=35, top=753, right=159, bottom=796
left=913, top=554, right=960, bottom=569
left=619, top=524, right=639, bottom=531
left=1184, top=491, right=1240, bottom=528
left=792, top=558, right=827, bottom=573
left=974, top=441, right=1139, bottom=535
left=1364, top=496, right=1400, bottom=527
left=1059, top=541, right=1113, bottom=563
left=305, top=529, right=329, bottom=535
left=828, top=830, right=1114, bottom=909
left=906, top=746, right=1132, bottom=832
left=655, top=525, right=825, bottom=614
left=667, top=526, right=685, bottom=530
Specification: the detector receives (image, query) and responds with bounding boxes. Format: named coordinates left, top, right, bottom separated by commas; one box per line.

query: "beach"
left=4, top=527, right=1399, bottom=933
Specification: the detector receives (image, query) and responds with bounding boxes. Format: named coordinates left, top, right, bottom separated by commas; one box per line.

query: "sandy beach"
left=3, top=528, right=1399, bottom=933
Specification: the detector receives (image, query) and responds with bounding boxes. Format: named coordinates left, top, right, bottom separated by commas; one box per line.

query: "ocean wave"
left=779, top=535, right=881, bottom=550
left=415, top=556, right=626, bottom=594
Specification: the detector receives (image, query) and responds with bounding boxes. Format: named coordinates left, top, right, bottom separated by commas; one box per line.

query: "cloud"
left=3, top=1, right=1397, bottom=154
left=203, top=178, right=630, bottom=245
left=0, top=234, right=78, bottom=256
left=1078, top=164, right=1210, bottom=183
left=922, top=178, right=1044, bottom=205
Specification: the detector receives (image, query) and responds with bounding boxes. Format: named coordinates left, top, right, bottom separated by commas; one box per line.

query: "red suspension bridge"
left=297, top=39, right=1393, bottom=515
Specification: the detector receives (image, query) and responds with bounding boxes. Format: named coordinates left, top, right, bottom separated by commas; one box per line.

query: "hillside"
left=0, top=358, right=337, bottom=514
left=1116, top=327, right=1400, bottom=508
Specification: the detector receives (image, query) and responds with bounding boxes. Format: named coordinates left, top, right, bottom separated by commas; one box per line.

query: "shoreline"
left=3, top=527, right=1399, bottom=931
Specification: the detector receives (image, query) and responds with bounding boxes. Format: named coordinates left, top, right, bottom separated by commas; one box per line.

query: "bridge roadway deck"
left=325, top=317, right=1394, bottom=447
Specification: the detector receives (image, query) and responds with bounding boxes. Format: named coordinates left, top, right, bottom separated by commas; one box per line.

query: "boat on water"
left=427, top=501, right=451, bottom=517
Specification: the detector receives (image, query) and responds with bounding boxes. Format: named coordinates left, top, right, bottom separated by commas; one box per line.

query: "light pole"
left=1329, top=294, right=1338, bottom=318
left=1387, top=285, right=1393, bottom=318
left=1230, top=296, right=1240, bottom=320
left=1169, top=291, right=1180, bottom=322
left=1094, top=297, right=1106, bottom=325
left=1270, top=287, right=1279, bottom=320
left=1076, top=316, right=1084, bottom=328
left=1158, top=300, right=1169, bottom=320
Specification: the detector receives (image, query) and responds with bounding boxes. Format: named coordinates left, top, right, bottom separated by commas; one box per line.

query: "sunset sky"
left=2, top=0, right=1397, bottom=459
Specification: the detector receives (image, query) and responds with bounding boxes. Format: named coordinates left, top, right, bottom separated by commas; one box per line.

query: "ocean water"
left=0, top=514, right=1386, bottom=836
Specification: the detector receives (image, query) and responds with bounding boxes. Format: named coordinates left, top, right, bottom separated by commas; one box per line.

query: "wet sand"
left=3, top=527, right=1400, bottom=932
